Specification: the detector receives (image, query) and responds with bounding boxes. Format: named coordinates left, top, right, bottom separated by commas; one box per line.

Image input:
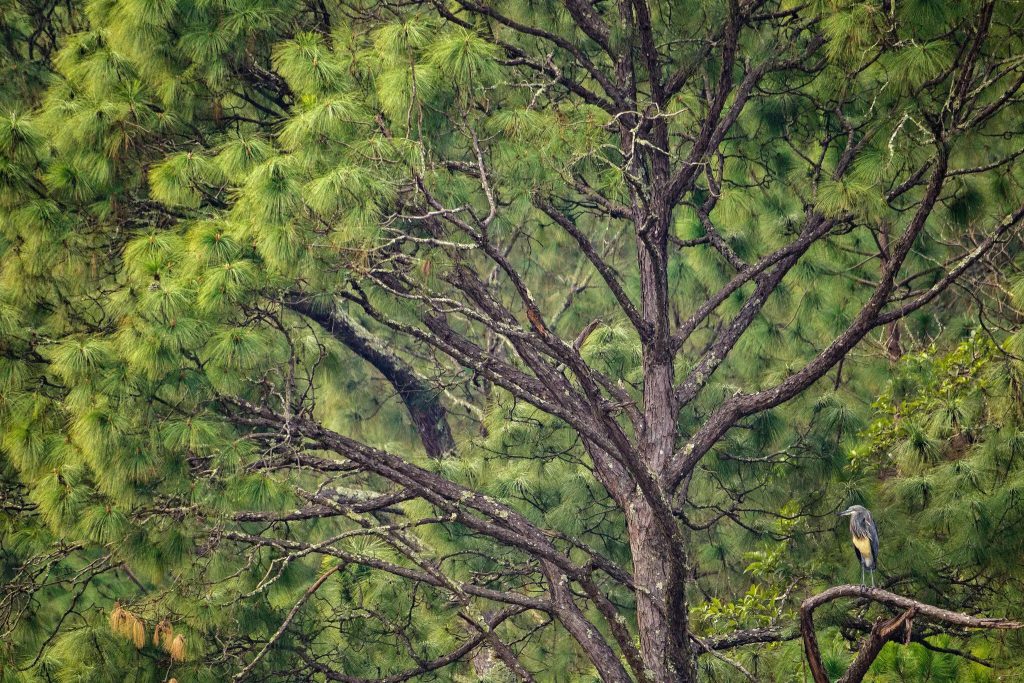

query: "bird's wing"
left=869, top=522, right=879, bottom=567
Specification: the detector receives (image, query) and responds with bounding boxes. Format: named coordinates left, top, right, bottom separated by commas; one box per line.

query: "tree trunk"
left=631, top=357, right=693, bottom=680
left=632, top=185, right=695, bottom=680
left=626, top=495, right=696, bottom=682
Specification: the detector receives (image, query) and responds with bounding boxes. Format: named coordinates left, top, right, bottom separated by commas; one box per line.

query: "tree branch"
left=800, top=585, right=1023, bottom=683
left=285, top=295, right=455, bottom=459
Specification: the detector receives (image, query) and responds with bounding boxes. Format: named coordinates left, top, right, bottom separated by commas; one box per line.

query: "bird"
left=839, top=504, right=878, bottom=587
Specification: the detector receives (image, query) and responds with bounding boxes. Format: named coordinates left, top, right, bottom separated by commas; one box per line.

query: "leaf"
left=234, top=156, right=301, bottom=225
left=273, top=32, right=348, bottom=94
left=197, top=260, right=259, bottom=311
left=149, top=151, right=224, bottom=207
left=204, top=326, right=271, bottom=369
left=216, top=133, right=276, bottom=182
left=375, top=63, right=439, bottom=122
left=278, top=96, right=362, bottom=150
left=49, top=337, right=114, bottom=382
left=303, top=164, right=393, bottom=215
left=0, top=110, right=44, bottom=162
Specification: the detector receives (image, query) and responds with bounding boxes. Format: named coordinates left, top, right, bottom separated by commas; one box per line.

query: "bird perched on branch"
left=840, top=504, right=878, bottom=587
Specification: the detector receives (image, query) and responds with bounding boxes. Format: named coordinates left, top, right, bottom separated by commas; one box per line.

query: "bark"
left=695, top=625, right=797, bottom=652
left=885, top=321, right=902, bottom=362
left=628, top=88, right=694, bottom=670
left=800, top=585, right=1023, bottom=683
left=626, top=496, right=695, bottom=681
left=542, top=561, right=635, bottom=683
left=630, top=355, right=694, bottom=681
left=285, top=296, right=455, bottom=459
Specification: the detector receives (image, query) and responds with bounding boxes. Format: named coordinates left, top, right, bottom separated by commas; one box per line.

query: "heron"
left=839, top=504, right=878, bottom=587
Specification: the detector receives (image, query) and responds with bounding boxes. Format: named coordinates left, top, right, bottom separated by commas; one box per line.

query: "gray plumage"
left=839, top=504, right=878, bottom=587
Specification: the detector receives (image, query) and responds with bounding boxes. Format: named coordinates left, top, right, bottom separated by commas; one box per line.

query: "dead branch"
left=800, top=585, right=1023, bottom=683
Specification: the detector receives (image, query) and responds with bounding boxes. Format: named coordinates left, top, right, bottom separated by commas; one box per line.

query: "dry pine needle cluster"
left=109, top=602, right=186, bottom=661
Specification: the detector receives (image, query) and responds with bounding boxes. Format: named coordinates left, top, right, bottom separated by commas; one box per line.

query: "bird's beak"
left=838, top=509, right=852, bottom=516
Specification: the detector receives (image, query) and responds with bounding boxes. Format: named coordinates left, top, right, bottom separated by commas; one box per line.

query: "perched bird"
left=839, top=504, right=878, bottom=587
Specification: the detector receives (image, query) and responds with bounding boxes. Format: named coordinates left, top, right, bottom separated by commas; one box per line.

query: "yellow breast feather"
left=852, top=534, right=874, bottom=568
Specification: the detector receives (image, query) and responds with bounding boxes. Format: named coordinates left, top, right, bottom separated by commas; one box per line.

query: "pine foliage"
left=1, top=0, right=1023, bottom=681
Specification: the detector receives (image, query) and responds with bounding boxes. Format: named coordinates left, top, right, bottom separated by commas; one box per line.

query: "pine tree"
left=2, top=1, right=1024, bottom=682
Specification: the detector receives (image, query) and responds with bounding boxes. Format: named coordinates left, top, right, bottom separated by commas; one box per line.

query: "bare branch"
left=800, top=585, right=1023, bottom=683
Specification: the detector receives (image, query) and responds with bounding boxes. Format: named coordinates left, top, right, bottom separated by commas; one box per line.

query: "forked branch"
left=800, top=585, right=1023, bottom=683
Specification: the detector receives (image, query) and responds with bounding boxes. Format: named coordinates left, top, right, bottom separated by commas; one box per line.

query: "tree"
left=2, top=0, right=1024, bottom=681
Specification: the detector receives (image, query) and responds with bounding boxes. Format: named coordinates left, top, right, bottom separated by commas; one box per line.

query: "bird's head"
left=839, top=504, right=867, bottom=517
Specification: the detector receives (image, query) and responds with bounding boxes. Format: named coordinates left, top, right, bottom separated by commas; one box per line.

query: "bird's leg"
left=870, top=569, right=875, bottom=588
left=860, top=565, right=865, bottom=586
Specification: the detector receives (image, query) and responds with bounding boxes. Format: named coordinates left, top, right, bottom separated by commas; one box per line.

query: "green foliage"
left=856, top=335, right=1000, bottom=473
left=694, top=583, right=787, bottom=633
left=1, top=0, right=1023, bottom=681
left=426, top=27, right=502, bottom=86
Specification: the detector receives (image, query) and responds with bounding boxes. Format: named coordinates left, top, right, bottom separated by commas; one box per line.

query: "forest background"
left=3, top=0, right=1024, bottom=681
